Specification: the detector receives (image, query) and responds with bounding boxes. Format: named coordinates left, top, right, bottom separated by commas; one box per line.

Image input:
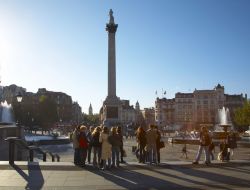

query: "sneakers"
left=192, top=161, right=199, bottom=164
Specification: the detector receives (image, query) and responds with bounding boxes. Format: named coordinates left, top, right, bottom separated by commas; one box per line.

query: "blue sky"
left=0, top=0, right=249, bottom=113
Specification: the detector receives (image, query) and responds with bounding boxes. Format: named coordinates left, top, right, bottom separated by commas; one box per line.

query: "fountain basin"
left=25, top=134, right=70, bottom=145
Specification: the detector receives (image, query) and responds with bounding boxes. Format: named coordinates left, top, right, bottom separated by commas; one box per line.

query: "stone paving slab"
left=0, top=161, right=250, bottom=189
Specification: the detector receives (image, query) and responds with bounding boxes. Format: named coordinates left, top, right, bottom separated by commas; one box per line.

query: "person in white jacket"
left=99, top=126, right=112, bottom=170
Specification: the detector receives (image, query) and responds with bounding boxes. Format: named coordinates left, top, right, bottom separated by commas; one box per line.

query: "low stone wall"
left=0, top=125, right=27, bottom=161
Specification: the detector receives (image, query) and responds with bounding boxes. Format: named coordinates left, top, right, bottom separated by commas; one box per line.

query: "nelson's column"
left=102, top=9, right=122, bottom=126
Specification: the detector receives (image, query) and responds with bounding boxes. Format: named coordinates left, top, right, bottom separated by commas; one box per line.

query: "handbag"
left=159, top=141, right=165, bottom=149
left=123, top=149, right=127, bottom=157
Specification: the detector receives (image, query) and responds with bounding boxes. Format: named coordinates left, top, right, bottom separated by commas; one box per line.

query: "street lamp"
left=16, top=92, right=23, bottom=103
left=16, top=92, right=23, bottom=137
left=16, top=92, right=23, bottom=124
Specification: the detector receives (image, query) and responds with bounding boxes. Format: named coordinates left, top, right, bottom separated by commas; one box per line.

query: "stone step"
left=1, top=160, right=250, bottom=171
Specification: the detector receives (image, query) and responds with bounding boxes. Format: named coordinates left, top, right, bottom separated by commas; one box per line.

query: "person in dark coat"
left=72, top=125, right=80, bottom=165
left=136, top=126, right=147, bottom=163
left=226, top=131, right=237, bottom=160
left=155, top=125, right=161, bottom=164
left=208, top=141, right=215, bottom=160
left=117, top=126, right=125, bottom=163
left=87, top=126, right=95, bottom=164
left=109, top=127, right=122, bottom=167
left=91, top=126, right=102, bottom=167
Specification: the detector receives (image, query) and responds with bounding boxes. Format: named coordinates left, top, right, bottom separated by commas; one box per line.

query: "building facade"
left=1, top=85, right=82, bottom=128
left=141, top=107, right=155, bottom=127
left=155, top=84, right=247, bottom=130
left=120, top=100, right=136, bottom=125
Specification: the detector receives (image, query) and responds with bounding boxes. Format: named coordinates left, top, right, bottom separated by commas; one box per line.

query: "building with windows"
left=155, top=98, right=175, bottom=127
left=141, top=107, right=155, bottom=127
left=155, top=84, right=247, bottom=130
left=1, top=85, right=82, bottom=127
left=72, top=102, right=82, bottom=125
left=120, top=100, right=136, bottom=125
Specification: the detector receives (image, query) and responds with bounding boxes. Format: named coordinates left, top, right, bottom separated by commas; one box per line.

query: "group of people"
left=135, top=124, right=163, bottom=165
left=193, top=126, right=237, bottom=165
left=72, top=124, right=237, bottom=168
left=72, top=125, right=125, bottom=170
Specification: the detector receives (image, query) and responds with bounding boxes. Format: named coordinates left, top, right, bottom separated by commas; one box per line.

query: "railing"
left=5, top=137, right=60, bottom=165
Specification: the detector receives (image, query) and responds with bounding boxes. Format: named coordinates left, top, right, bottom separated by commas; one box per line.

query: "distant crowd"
left=72, top=124, right=238, bottom=169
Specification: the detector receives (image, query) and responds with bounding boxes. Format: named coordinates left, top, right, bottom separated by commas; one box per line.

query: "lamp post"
left=16, top=92, right=23, bottom=125
left=16, top=92, right=23, bottom=138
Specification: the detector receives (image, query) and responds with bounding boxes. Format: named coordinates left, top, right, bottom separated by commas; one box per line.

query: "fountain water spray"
left=0, top=100, right=14, bottom=123
left=214, top=106, right=234, bottom=134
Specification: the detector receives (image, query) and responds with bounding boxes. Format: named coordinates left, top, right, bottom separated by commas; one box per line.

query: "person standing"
left=226, top=131, right=237, bottom=160
left=109, top=127, right=122, bottom=167
left=146, top=124, right=158, bottom=165
left=136, top=126, right=147, bottom=163
left=117, top=126, right=125, bottom=163
left=91, top=126, right=102, bottom=168
left=87, top=126, right=95, bottom=164
left=193, top=126, right=211, bottom=165
left=208, top=141, right=215, bottom=161
left=155, top=125, right=161, bottom=164
left=78, top=125, right=89, bottom=167
left=181, top=144, right=188, bottom=159
left=99, top=126, right=112, bottom=170
left=72, top=125, right=80, bottom=165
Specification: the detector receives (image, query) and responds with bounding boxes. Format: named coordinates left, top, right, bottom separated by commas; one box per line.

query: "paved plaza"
left=0, top=160, right=250, bottom=190
left=1, top=138, right=250, bottom=189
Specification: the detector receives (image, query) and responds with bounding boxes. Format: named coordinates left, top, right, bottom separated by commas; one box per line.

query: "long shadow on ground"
left=11, top=163, right=44, bottom=190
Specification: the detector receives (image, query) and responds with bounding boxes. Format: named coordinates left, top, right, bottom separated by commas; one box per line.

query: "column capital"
left=106, top=23, right=118, bottom=33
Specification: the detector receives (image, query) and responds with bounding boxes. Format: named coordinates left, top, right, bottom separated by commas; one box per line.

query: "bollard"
left=52, top=155, right=55, bottom=162
left=5, top=137, right=19, bottom=165
left=9, top=139, right=15, bottom=165
left=43, top=153, right=47, bottom=162
left=55, top=154, right=60, bottom=162
left=29, top=149, right=34, bottom=162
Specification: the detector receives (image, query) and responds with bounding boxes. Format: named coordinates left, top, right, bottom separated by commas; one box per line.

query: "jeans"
left=195, top=145, right=210, bottom=163
left=79, top=148, right=87, bottom=166
left=102, top=158, right=111, bottom=169
left=74, top=148, right=80, bottom=165
left=92, top=146, right=101, bottom=166
left=87, top=145, right=92, bottom=163
left=138, top=144, right=146, bottom=163
left=120, top=145, right=124, bottom=162
left=210, top=151, right=214, bottom=160
left=147, top=144, right=157, bottom=164
left=112, top=147, right=120, bottom=166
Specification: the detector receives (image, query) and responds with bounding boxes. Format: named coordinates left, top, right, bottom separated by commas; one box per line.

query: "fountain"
left=213, top=107, right=233, bottom=139
left=0, top=101, right=26, bottom=161
left=218, top=107, right=232, bottom=132
left=0, top=101, right=20, bottom=137
left=0, top=101, right=14, bottom=124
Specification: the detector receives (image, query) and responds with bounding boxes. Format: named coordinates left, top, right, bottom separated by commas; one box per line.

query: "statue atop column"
left=109, top=9, right=115, bottom=24
left=106, top=9, right=118, bottom=33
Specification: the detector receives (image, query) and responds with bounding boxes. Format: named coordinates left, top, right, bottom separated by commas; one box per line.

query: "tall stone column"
left=102, top=9, right=122, bottom=127
left=106, top=9, right=118, bottom=98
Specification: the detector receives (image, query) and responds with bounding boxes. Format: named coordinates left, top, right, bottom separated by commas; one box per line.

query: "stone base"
left=102, top=96, right=122, bottom=127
